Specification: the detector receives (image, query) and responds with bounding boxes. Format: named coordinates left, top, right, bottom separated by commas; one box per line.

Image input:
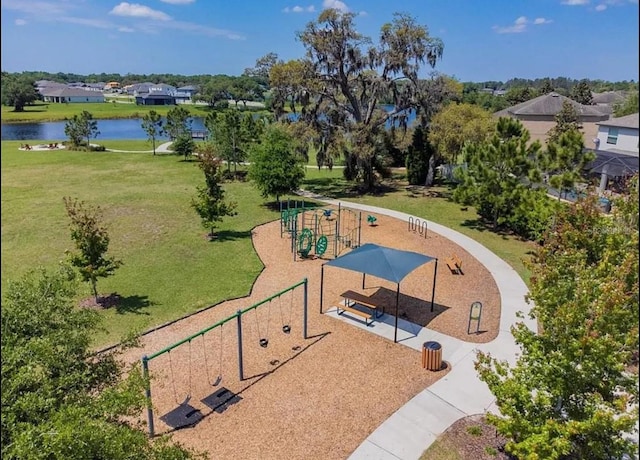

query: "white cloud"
left=323, top=0, right=349, bottom=13
left=533, top=17, right=553, bottom=24
left=596, top=3, right=608, bottom=9
left=160, top=0, right=195, bottom=4
left=493, top=16, right=528, bottom=34
left=561, top=0, right=589, bottom=5
left=283, top=5, right=316, bottom=13
left=109, top=2, right=171, bottom=21
left=15, top=18, right=27, bottom=26
left=118, top=26, right=135, bottom=32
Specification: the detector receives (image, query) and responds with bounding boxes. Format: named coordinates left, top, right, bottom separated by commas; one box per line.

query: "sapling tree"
left=63, top=197, right=122, bottom=303
left=141, top=110, right=164, bottom=155
left=191, top=150, right=237, bottom=240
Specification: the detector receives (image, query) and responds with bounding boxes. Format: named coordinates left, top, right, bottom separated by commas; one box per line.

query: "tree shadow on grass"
left=115, top=294, right=153, bottom=315
left=260, top=200, right=324, bottom=212
left=460, top=218, right=529, bottom=242
left=211, top=229, right=254, bottom=242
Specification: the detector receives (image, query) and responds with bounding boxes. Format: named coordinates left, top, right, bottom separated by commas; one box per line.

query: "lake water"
left=1, top=106, right=416, bottom=141
left=1, top=117, right=208, bottom=141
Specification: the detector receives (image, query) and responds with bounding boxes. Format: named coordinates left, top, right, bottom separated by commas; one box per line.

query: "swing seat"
left=201, top=387, right=242, bottom=413
left=282, top=324, right=291, bottom=334
left=259, top=338, right=269, bottom=348
left=160, top=403, right=204, bottom=429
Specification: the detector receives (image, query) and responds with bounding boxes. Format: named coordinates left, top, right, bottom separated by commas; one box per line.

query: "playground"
left=117, top=210, right=502, bottom=460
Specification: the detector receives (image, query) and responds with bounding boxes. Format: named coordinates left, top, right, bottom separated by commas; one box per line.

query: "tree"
left=191, top=151, right=237, bottom=240
left=505, top=86, right=535, bottom=105
left=547, top=100, right=583, bottom=144
left=64, top=111, right=100, bottom=148
left=539, top=129, right=594, bottom=200
left=228, top=76, right=263, bottom=108
left=172, top=134, right=196, bottom=161
left=453, top=117, right=541, bottom=229
left=405, top=126, right=435, bottom=185
left=539, top=78, right=555, bottom=95
left=248, top=125, right=306, bottom=202
left=243, top=52, right=280, bottom=87
left=141, top=110, right=164, bottom=155
left=63, top=197, right=122, bottom=303
left=613, top=91, right=639, bottom=117
left=197, top=75, right=232, bottom=108
left=205, top=110, right=259, bottom=174
left=475, top=180, right=639, bottom=460
left=1, top=267, right=202, bottom=459
left=429, top=103, right=495, bottom=165
left=273, top=9, right=444, bottom=190
left=164, top=106, right=191, bottom=140
left=570, top=79, right=593, bottom=105
left=0, top=73, right=39, bottom=111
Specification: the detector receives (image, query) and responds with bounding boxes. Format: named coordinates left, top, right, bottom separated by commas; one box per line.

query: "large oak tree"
left=270, top=9, right=444, bottom=190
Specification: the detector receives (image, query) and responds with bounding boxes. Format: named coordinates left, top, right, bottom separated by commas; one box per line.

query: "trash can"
left=422, top=341, right=442, bottom=371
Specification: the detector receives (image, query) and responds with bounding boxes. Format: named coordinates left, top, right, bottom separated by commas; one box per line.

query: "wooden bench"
left=336, top=290, right=384, bottom=326
left=334, top=304, right=374, bottom=326
left=445, top=254, right=463, bottom=275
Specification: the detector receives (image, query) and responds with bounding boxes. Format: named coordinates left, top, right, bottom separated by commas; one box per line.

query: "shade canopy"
left=586, top=150, right=639, bottom=177
left=324, top=243, right=436, bottom=284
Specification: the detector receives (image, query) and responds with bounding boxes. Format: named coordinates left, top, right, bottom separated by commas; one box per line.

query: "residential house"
left=494, top=92, right=609, bottom=144
left=40, top=87, right=105, bottom=103
left=131, top=83, right=178, bottom=105
left=175, top=85, right=199, bottom=104
left=586, top=113, right=639, bottom=193
left=593, top=113, right=639, bottom=155
left=135, top=89, right=176, bottom=105
left=591, top=90, right=628, bottom=116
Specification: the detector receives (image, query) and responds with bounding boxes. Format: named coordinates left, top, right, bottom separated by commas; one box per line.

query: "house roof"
left=591, top=91, right=628, bottom=105
left=40, top=87, right=105, bottom=98
left=177, top=85, right=198, bottom=91
left=597, top=113, right=639, bottom=129
left=495, top=92, right=608, bottom=118
left=137, top=91, right=175, bottom=99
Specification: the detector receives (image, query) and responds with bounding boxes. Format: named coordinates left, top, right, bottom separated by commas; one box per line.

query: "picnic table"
left=334, top=290, right=384, bottom=326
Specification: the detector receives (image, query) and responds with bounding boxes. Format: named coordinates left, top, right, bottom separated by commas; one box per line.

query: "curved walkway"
left=105, top=141, right=173, bottom=153
left=296, top=189, right=537, bottom=460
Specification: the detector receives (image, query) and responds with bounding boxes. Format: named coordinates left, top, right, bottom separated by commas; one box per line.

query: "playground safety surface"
left=117, top=209, right=501, bottom=460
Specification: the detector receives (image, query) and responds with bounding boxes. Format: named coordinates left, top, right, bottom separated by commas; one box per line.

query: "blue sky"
left=1, top=0, right=638, bottom=83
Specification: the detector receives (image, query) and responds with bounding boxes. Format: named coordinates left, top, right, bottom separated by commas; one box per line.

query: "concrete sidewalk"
left=295, top=190, right=536, bottom=460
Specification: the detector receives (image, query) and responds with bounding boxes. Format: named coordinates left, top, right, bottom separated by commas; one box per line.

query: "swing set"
left=141, top=278, right=309, bottom=437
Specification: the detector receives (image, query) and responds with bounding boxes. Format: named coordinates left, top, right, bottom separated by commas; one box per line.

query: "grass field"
left=1, top=101, right=267, bottom=123
left=2, top=140, right=535, bottom=348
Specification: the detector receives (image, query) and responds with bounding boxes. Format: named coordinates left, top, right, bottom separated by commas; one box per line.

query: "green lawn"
left=2, top=141, right=535, bottom=348
left=301, top=171, right=536, bottom=284
left=1, top=101, right=267, bottom=123
left=1, top=140, right=308, bottom=346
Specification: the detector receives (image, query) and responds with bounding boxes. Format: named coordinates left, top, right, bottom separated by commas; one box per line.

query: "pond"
left=1, top=117, right=208, bottom=141
left=1, top=105, right=417, bottom=141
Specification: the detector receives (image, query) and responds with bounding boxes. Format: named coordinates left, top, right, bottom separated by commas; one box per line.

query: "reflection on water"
left=1, top=117, right=207, bottom=141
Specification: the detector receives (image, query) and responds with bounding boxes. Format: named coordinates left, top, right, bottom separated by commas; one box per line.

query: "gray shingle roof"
left=591, top=91, right=628, bottom=105
left=41, top=87, right=105, bottom=98
left=596, top=113, right=639, bottom=129
left=495, top=92, right=608, bottom=118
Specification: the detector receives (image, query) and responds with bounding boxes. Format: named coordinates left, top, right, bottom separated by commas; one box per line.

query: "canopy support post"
left=362, top=273, right=366, bottom=290
left=320, top=265, right=324, bottom=314
left=394, top=283, right=400, bottom=343
left=431, top=259, right=438, bottom=312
